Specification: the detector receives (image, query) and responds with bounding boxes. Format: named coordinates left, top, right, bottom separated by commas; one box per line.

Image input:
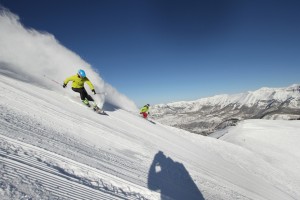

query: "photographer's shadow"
left=148, top=151, right=204, bottom=200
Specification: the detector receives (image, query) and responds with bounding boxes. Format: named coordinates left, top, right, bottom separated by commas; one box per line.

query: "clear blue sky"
left=1, top=0, right=300, bottom=106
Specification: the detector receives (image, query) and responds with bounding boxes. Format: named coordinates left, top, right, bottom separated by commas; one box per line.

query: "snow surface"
left=1, top=8, right=300, bottom=200
left=1, top=74, right=300, bottom=200
left=220, top=120, right=300, bottom=191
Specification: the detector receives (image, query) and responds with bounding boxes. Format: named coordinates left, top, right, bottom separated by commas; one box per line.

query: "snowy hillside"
left=1, top=74, right=300, bottom=199
left=151, top=85, right=300, bottom=135
left=0, top=9, right=137, bottom=112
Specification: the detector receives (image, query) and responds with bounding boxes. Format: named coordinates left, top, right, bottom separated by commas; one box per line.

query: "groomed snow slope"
left=220, top=119, right=300, bottom=196
left=1, top=74, right=300, bottom=200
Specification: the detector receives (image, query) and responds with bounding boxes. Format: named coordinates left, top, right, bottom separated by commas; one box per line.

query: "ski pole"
left=43, top=75, right=62, bottom=86
left=97, top=92, right=107, bottom=96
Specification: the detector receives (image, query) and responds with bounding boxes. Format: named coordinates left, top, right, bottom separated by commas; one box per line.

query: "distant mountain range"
left=151, top=85, right=300, bottom=135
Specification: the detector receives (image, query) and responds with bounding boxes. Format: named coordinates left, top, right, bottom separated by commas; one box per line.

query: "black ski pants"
left=72, top=87, right=94, bottom=101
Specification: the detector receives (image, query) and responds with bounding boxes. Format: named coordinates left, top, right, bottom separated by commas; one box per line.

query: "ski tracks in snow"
left=0, top=77, right=159, bottom=199
left=0, top=135, right=158, bottom=200
left=1, top=75, right=298, bottom=200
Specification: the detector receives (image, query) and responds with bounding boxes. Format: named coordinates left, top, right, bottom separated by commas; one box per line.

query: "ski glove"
left=92, top=89, right=96, bottom=94
left=63, top=83, right=67, bottom=88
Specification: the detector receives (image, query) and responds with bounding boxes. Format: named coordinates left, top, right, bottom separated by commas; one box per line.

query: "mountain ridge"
left=151, top=84, right=300, bottom=135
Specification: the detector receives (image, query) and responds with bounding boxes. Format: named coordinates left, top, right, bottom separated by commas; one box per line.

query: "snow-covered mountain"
left=151, top=85, right=300, bottom=135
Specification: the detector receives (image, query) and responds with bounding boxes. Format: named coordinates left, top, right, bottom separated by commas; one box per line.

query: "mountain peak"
left=151, top=84, right=300, bottom=135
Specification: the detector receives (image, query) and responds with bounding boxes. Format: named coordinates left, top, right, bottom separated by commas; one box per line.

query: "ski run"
left=1, top=72, right=300, bottom=200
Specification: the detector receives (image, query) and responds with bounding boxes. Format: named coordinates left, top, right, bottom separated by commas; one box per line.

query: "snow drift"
left=0, top=8, right=137, bottom=112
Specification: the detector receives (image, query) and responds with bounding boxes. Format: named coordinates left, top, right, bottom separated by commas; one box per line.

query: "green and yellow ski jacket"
left=64, top=75, right=95, bottom=90
left=140, top=105, right=149, bottom=113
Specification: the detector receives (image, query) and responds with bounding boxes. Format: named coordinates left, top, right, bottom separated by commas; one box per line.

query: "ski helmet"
left=78, top=69, right=86, bottom=78
left=146, top=104, right=150, bottom=107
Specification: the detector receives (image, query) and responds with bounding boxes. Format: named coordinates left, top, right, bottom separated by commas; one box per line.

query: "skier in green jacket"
left=140, top=104, right=150, bottom=118
left=63, top=69, right=97, bottom=108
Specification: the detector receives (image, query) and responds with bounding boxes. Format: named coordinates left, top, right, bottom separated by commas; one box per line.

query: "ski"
left=93, top=106, right=108, bottom=115
left=139, top=115, right=156, bottom=124
left=73, top=98, right=108, bottom=115
left=147, top=119, right=156, bottom=124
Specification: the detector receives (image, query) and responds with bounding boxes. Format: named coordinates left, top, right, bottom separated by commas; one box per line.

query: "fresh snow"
left=220, top=119, right=300, bottom=195
left=1, top=74, right=300, bottom=199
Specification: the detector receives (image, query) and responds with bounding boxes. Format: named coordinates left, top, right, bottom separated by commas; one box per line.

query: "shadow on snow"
left=148, top=151, right=204, bottom=200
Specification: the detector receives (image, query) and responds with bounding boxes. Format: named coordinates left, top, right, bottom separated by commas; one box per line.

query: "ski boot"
left=82, top=98, right=90, bottom=107
left=93, top=103, right=102, bottom=112
left=93, top=103, right=106, bottom=115
left=93, top=103, right=99, bottom=111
